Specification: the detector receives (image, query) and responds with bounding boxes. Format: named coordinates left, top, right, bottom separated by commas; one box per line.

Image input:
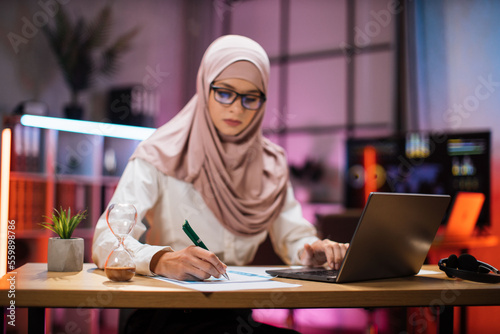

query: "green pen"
left=182, top=219, right=230, bottom=280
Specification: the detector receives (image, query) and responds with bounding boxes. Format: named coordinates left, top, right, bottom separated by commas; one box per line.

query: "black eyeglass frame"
left=209, top=83, right=266, bottom=110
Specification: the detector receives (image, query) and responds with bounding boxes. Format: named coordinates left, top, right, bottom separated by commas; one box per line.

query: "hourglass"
left=104, top=203, right=137, bottom=282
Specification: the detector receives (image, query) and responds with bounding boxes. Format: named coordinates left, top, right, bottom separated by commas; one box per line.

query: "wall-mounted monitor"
left=345, top=130, right=491, bottom=229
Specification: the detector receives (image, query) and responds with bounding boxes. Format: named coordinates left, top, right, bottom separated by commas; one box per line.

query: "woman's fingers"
left=153, top=246, right=227, bottom=281
left=300, top=240, right=350, bottom=269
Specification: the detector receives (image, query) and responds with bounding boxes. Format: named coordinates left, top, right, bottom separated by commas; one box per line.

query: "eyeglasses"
left=210, top=83, right=266, bottom=110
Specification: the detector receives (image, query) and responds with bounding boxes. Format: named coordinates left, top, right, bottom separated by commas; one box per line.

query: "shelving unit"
left=3, top=115, right=143, bottom=266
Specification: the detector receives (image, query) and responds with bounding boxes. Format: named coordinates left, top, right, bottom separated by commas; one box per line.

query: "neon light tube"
left=1, top=129, right=12, bottom=277
left=363, top=145, right=377, bottom=205
left=20, top=115, right=156, bottom=140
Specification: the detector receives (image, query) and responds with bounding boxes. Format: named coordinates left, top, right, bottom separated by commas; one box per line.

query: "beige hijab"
left=131, top=35, right=288, bottom=236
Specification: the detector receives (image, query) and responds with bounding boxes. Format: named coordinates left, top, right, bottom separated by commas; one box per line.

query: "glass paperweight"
left=104, top=203, right=137, bottom=282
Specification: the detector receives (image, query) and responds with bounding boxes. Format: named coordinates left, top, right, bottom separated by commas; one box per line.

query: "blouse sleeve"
left=269, top=183, right=320, bottom=265
left=91, top=158, right=173, bottom=276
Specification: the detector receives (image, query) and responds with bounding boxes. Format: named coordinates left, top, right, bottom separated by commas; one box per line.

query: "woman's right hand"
left=150, top=246, right=227, bottom=281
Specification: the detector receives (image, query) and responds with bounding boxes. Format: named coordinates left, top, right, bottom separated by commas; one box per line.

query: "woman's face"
left=208, top=78, right=263, bottom=136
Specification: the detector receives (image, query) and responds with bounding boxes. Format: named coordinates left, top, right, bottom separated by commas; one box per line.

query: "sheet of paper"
left=417, top=269, right=442, bottom=275
left=152, top=266, right=301, bottom=291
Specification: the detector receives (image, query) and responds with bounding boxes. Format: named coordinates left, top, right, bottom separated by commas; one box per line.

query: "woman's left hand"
left=299, top=239, right=349, bottom=270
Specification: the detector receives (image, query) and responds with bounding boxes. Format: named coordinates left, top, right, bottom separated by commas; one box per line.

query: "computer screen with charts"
left=344, top=130, right=491, bottom=229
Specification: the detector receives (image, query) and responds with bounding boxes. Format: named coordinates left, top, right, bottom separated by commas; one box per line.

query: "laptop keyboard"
left=297, top=269, right=339, bottom=278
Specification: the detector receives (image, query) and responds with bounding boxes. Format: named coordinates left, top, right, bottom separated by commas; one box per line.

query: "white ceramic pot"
left=47, top=237, right=84, bottom=272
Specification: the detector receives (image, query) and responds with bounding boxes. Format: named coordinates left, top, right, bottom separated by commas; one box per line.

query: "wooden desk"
left=2, top=263, right=500, bottom=334
left=429, top=234, right=499, bottom=334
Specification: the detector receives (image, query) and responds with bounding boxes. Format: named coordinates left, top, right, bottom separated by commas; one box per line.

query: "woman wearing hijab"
left=92, top=35, right=348, bottom=332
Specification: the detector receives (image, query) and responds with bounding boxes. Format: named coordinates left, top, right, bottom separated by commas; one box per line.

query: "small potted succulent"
left=40, top=207, right=87, bottom=272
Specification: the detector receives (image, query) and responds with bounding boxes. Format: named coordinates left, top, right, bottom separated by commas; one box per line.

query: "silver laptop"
left=266, top=192, right=451, bottom=283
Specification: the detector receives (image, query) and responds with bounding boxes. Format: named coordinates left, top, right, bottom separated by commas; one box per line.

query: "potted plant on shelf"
left=40, top=207, right=87, bottom=272
left=43, top=5, right=140, bottom=119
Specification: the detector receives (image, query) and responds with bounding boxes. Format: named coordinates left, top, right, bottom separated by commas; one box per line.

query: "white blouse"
left=92, top=158, right=319, bottom=276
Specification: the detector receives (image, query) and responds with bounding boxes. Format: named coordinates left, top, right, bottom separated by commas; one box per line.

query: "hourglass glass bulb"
left=105, top=203, right=138, bottom=281
left=105, top=246, right=136, bottom=281
left=106, top=203, right=137, bottom=238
